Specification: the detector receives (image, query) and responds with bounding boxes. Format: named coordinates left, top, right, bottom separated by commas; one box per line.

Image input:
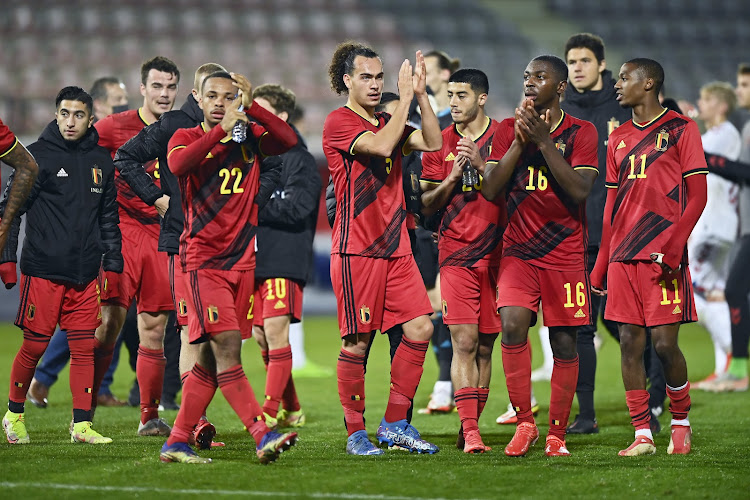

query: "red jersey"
left=168, top=122, right=267, bottom=272
left=0, top=118, right=19, bottom=159
left=95, top=108, right=160, bottom=238
left=323, top=106, right=417, bottom=258
left=421, top=117, right=507, bottom=268
left=605, top=109, right=708, bottom=264
left=489, top=112, right=598, bottom=271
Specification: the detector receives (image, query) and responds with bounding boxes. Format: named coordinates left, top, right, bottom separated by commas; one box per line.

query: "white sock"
left=671, top=418, right=690, bottom=427
left=289, top=321, right=306, bottom=369
left=667, top=381, right=689, bottom=392
left=635, top=428, right=653, bottom=441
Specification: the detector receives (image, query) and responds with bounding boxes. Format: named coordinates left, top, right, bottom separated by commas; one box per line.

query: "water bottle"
left=232, top=104, right=247, bottom=143
left=462, top=160, right=479, bottom=192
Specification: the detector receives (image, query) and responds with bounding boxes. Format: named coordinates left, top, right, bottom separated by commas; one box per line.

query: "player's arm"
left=404, top=51, right=442, bottom=154
left=590, top=187, right=615, bottom=295
left=256, top=155, right=282, bottom=212
left=420, top=150, right=460, bottom=216
left=481, top=117, right=525, bottom=201
left=516, top=104, right=597, bottom=204
left=704, top=153, right=750, bottom=184
left=99, top=159, right=123, bottom=274
left=114, top=118, right=172, bottom=216
left=325, top=176, right=336, bottom=228
left=658, top=173, right=707, bottom=272
left=259, top=150, right=322, bottom=227
left=168, top=126, right=226, bottom=177
left=246, top=101, right=297, bottom=156
left=0, top=141, right=39, bottom=253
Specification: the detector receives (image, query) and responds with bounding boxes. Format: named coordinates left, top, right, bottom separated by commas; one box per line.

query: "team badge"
left=442, top=300, right=448, bottom=317
left=655, top=129, right=670, bottom=152
left=410, top=172, right=419, bottom=193
left=607, top=117, right=620, bottom=137
left=27, top=304, right=36, bottom=321
left=91, top=166, right=102, bottom=186
left=555, top=139, right=566, bottom=155
left=207, top=305, right=219, bottom=324
left=178, top=298, right=188, bottom=317
left=359, top=305, right=371, bottom=325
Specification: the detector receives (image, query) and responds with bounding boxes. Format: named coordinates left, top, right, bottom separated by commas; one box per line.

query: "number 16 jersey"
left=489, top=112, right=598, bottom=271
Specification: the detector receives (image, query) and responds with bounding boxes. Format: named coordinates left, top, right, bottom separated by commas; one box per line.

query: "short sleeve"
left=486, top=119, right=514, bottom=163
left=0, top=118, right=18, bottom=159
left=420, top=149, right=445, bottom=184
left=605, top=135, right=618, bottom=188
left=323, top=109, right=371, bottom=156
left=570, top=120, right=599, bottom=172
left=94, top=116, right=116, bottom=153
left=680, top=120, right=709, bottom=178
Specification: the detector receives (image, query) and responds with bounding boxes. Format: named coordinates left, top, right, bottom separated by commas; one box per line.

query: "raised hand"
left=220, top=106, right=249, bottom=134
left=413, top=50, right=427, bottom=97
left=230, top=72, right=253, bottom=108
left=397, top=58, right=415, bottom=104
left=516, top=100, right=551, bottom=145
left=456, top=137, right=483, bottom=172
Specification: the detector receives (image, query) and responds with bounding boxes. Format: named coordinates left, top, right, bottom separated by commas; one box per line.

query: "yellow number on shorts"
left=247, top=294, right=254, bottom=320
left=219, top=167, right=245, bottom=194
left=658, top=279, right=681, bottom=305
left=525, top=166, right=548, bottom=191
left=265, top=278, right=286, bottom=300
left=563, top=282, right=586, bottom=308
left=627, top=154, right=647, bottom=179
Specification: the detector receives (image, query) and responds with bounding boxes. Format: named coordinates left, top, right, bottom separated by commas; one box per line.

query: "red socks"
left=262, top=347, right=301, bottom=413
left=502, top=341, right=534, bottom=424
left=625, top=389, right=651, bottom=431
left=68, top=330, right=95, bottom=413
left=91, top=338, right=115, bottom=409
left=384, top=337, right=429, bottom=423
left=337, top=349, right=366, bottom=435
left=262, top=346, right=293, bottom=418
left=549, top=356, right=579, bottom=440
left=168, top=363, right=217, bottom=446
left=478, top=387, right=489, bottom=418
left=455, top=387, right=479, bottom=433
left=667, top=382, right=691, bottom=421
left=217, top=364, right=267, bottom=445
left=136, top=345, right=166, bottom=424
left=9, top=330, right=50, bottom=405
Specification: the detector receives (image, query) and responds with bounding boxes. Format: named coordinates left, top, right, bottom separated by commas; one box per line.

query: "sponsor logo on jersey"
left=655, top=129, right=670, bottom=152
left=57, top=168, right=68, bottom=177
left=359, top=305, right=371, bottom=325
left=274, top=300, right=286, bottom=310
left=445, top=152, right=456, bottom=162
left=616, top=140, right=626, bottom=150
left=574, top=309, right=586, bottom=318
left=672, top=305, right=682, bottom=315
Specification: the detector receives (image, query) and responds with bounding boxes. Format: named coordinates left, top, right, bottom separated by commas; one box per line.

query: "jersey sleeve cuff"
left=349, top=130, right=373, bottom=155
left=401, top=129, right=420, bottom=157
left=683, top=169, right=708, bottom=178
left=420, top=178, right=442, bottom=185
left=605, top=182, right=618, bottom=189
left=0, top=137, right=19, bottom=159
left=574, top=165, right=598, bottom=173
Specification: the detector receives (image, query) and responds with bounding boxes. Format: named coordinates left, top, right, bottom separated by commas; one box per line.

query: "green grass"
left=0, top=317, right=747, bottom=499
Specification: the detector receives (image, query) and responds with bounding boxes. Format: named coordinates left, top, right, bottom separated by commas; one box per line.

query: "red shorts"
left=186, top=268, right=255, bottom=343
left=330, top=253, right=432, bottom=337
left=101, top=225, right=172, bottom=314
left=168, top=255, right=190, bottom=327
left=251, top=278, right=304, bottom=328
left=15, top=274, right=101, bottom=335
left=605, top=261, right=697, bottom=327
left=496, top=256, right=592, bottom=327
left=440, top=266, right=502, bottom=334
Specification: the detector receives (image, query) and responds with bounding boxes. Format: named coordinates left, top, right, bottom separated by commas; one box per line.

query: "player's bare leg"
left=450, top=323, right=489, bottom=453
left=92, top=304, right=128, bottom=411
left=545, top=327, right=578, bottom=456
left=135, top=311, right=170, bottom=436
left=499, top=306, right=539, bottom=456
left=651, top=323, right=692, bottom=454
left=618, top=323, right=657, bottom=456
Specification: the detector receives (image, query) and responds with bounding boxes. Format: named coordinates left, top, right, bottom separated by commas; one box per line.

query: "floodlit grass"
left=0, top=317, right=747, bottom=499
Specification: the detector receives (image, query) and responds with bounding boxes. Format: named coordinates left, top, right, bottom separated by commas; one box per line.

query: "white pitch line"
left=0, top=482, right=485, bottom=500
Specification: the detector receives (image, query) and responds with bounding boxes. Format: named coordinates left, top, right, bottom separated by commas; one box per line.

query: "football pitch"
left=0, top=317, right=747, bottom=499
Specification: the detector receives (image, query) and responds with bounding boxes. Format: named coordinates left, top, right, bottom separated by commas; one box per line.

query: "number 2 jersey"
left=489, top=112, right=598, bottom=270
left=323, top=106, right=416, bottom=259
left=605, top=108, right=708, bottom=265
left=95, top=108, right=161, bottom=238
left=421, top=117, right=507, bottom=268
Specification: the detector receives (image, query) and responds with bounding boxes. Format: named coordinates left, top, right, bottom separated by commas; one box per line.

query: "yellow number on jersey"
left=563, top=282, right=586, bottom=308
left=153, top=160, right=160, bottom=179
left=525, top=166, right=548, bottom=191
left=219, top=167, right=245, bottom=194
left=265, top=278, right=287, bottom=300
left=659, top=279, right=681, bottom=305
left=627, top=154, right=647, bottom=179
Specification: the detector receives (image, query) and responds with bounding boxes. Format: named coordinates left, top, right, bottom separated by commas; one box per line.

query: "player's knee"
left=404, top=316, right=433, bottom=342
left=451, top=331, right=478, bottom=357
left=652, top=336, right=678, bottom=359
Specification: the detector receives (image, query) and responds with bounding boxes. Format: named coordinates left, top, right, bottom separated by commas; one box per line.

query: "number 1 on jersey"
left=627, top=154, right=647, bottom=179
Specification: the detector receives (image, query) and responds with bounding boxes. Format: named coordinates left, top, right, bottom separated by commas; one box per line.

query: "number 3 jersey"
left=323, top=106, right=416, bottom=258
left=489, top=112, right=598, bottom=270
left=605, top=109, right=708, bottom=265
left=168, top=122, right=265, bottom=272
left=421, top=117, right=507, bottom=268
